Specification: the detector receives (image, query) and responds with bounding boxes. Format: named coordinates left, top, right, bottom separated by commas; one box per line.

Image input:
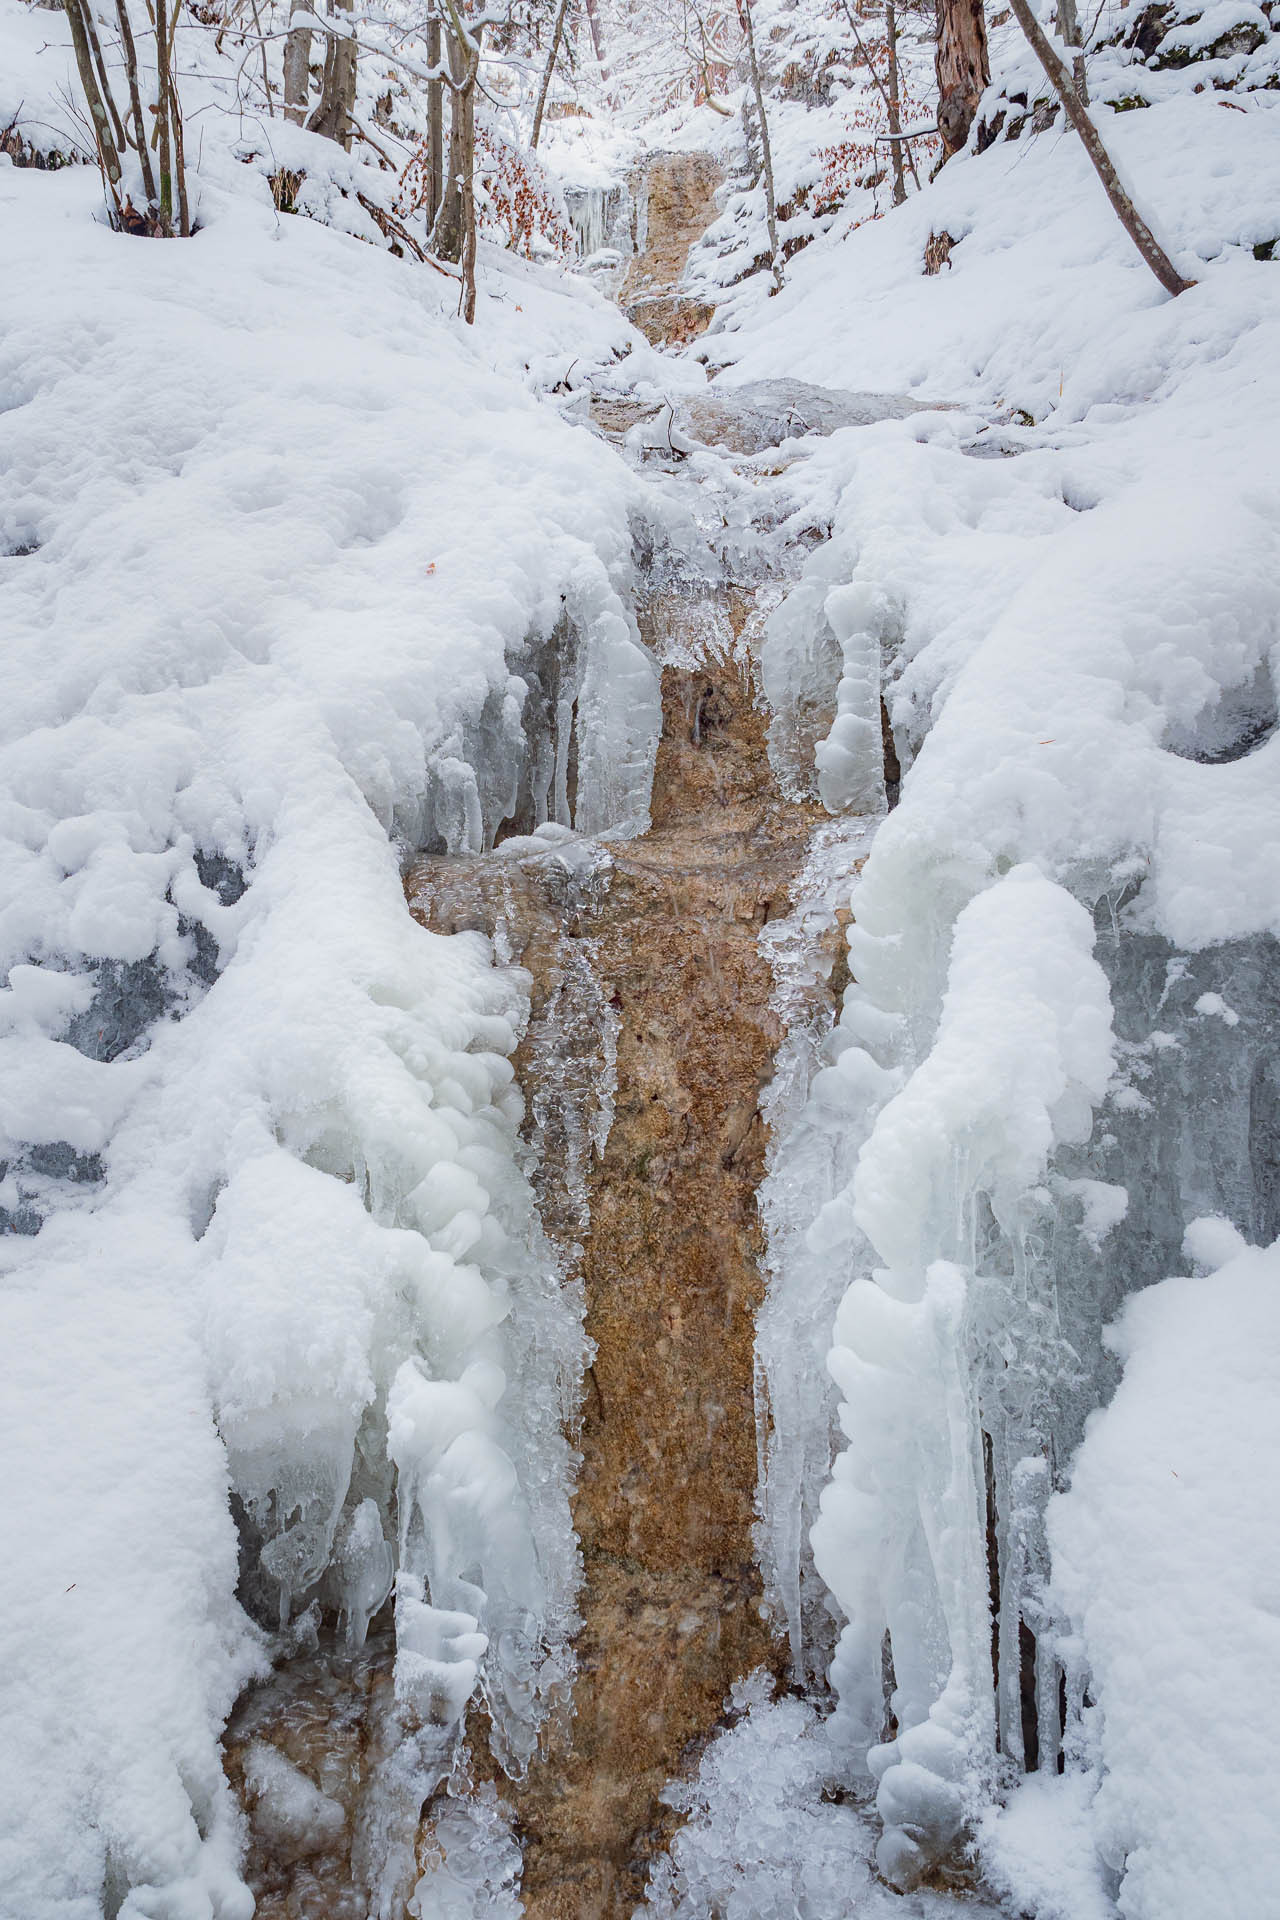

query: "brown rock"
left=407, top=619, right=829, bottom=1919
left=621, top=153, right=723, bottom=348
left=225, top=600, right=838, bottom=1920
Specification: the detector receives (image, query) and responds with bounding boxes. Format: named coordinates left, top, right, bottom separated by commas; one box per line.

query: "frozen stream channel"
left=219, top=196, right=1006, bottom=1910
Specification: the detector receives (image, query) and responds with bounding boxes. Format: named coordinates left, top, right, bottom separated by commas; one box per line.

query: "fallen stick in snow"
left=1007, top=0, right=1194, bottom=298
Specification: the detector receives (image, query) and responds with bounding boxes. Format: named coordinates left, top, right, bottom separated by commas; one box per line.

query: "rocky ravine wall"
left=406, top=597, right=835, bottom=1917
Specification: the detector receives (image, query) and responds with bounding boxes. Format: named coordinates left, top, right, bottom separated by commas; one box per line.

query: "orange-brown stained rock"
left=621, top=152, right=723, bottom=348
left=224, top=609, right=836, bottom=1920
left=408, top=627, right=829, bottom=1920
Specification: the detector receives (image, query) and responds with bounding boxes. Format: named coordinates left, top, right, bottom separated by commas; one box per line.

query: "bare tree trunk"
left=427, top=11, right=443, bottom=223
left=61, top=0, right=124, bottom=210
left=459, top=79, right=477, bottom=324
left=155, top=0, right=175, bottom=232
left=1054, top=0, right=1088, bottom=97
left=583, top=0, right=608, bottom=78
left=1008, top=0, right=1192, bottom=296
left=885, top=0, right=907, bottom=205
left=437, top=11, right=480, bottom=320
left=164, top=0, right=191, bottom=234
left=935, top=0, right=989, bottom=159
left=434, top=24, right=469, bottom=260
left=308, top=0, right=357, bottom=146
left=838, top=0, right=922, bottom=189
left=530, top=0, right=570, bottom=150
left=434, top=3, right=481, bottom=321
left=61, top=0, right=124, bottom=211
left=283, top=0, right=313, bottom=123
left=114, top=0, right=158, bottom=204
left=739, top=0, right=783, bottom=291
left=82, top=0, right=128, bottom=157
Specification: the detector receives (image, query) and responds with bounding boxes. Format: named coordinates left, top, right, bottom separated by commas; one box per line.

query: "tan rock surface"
left=621, top=153, right=723, bottom=348
left=224, top=590, right=839, bottom=1920
left=408, top=612, right=830, bottom=1919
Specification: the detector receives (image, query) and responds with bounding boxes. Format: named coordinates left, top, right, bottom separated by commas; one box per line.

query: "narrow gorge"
left=8, top=3, right=1276, bottom=1905
left=409, top=606, right=832, bottom=1917
left=218, top=160, right=870, bottom=1917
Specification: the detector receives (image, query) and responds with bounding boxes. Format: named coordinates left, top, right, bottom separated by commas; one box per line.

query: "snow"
left=1046, top=1233, right=1280, bottom=1920
left=0, top=82, right=672, bottom=1915
left=6, top=0, right=1280, bottom=1909
left=705, top=14, right=1280, bottom=1913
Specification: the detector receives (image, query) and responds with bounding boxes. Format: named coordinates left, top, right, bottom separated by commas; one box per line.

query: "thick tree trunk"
left=283, top=0, right=313, bottom=124
left=935, top=0, right=989, bottom=158
left=1007, top=0, right=1193, bottom=296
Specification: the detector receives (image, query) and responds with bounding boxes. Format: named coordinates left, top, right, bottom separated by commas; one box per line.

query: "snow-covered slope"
left=692, top=28, right=1280, bottom=1920
left=0, top=110, right=671, bottom=1918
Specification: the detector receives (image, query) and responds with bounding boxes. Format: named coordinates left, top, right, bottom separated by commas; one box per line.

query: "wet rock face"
left=223, top=1635, right=395, bottom=1920
left=407, top=624, right=826, bottom=1919
left=225, top=589, right=834, bottom=1917
left=622, top=153, right=723, bottom=347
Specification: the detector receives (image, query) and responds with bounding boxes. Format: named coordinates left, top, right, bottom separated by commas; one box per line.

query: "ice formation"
left=0, top=83, right=675, bottom=1912
left=5, top=0, right=1280, bottom=1911
left=727, top=57, right=1280, bottom=1909
left=753, top=816, right=875, bottom=1681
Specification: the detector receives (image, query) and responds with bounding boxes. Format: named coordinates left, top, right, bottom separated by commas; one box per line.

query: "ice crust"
left=642, top=1671, right=1005, bottom=1920
left=5, top=0, right=1280, bottom=1910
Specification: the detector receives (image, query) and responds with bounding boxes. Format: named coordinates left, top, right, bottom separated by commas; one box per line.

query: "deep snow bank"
left=702, top=46, right=1280, bottom=1920
left=0, top=133, right=670, bottom=1917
